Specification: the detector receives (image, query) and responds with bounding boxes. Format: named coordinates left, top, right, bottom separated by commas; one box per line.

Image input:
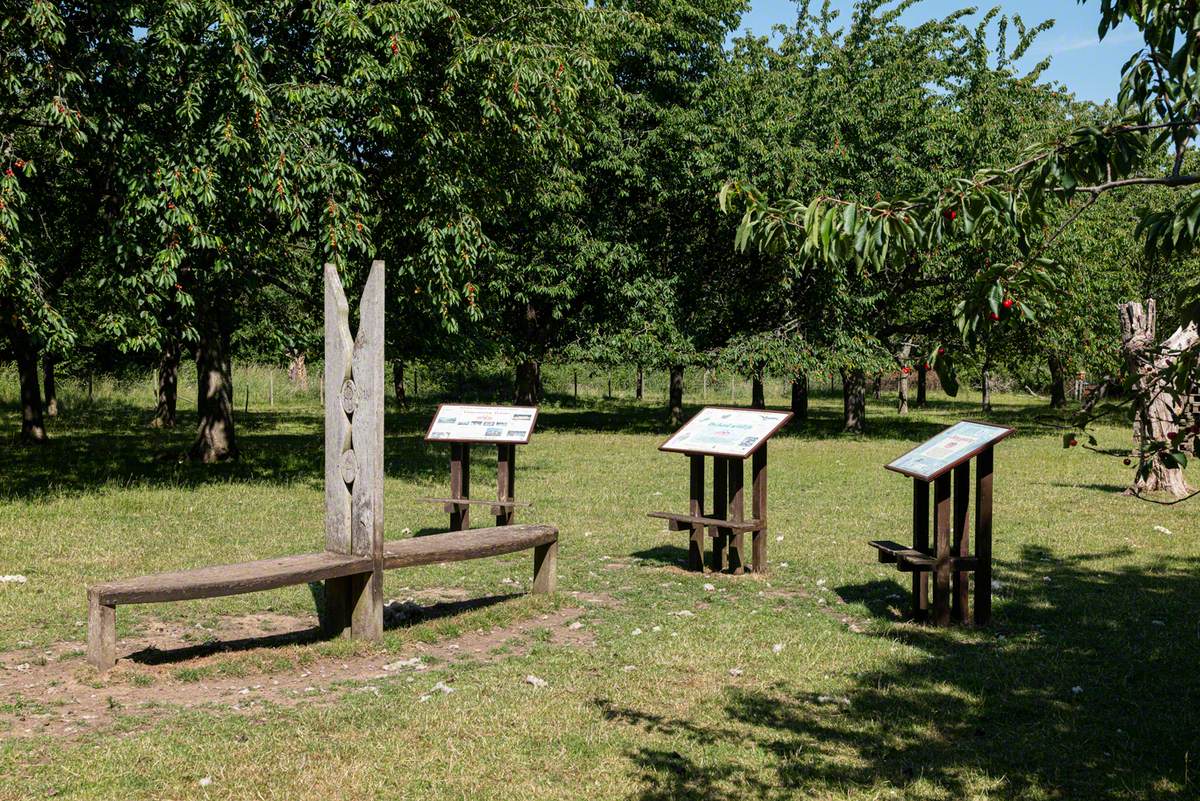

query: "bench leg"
left=533, top=540, right=557, bottom=594
left=87, top=593, right=116, bottom=671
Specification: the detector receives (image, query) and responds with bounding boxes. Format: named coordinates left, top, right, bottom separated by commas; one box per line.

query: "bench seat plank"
left=383, top=524, right=557, bottom=569
left=648, top=512, right=761, bottom=532
left=92, top=552, right=373, bottom=606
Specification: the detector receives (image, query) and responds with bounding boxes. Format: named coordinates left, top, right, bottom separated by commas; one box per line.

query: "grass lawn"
left=0, top=381, right=1197, bottom=800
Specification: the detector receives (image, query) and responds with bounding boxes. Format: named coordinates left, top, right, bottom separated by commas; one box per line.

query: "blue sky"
left=737, top=1, right=1140, bottom=104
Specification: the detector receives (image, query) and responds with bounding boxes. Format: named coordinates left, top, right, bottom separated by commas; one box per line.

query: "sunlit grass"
left=0, top=379, right=1197, bottom=800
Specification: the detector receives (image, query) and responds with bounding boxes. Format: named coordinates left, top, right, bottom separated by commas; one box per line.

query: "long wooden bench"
left=86, top=264, right=561, bottom=671
left=88, top=524, right=558, bottom=669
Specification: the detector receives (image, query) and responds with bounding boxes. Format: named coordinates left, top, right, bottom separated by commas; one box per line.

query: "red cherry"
left=943, top=208, right=956, bottom=221
left=1123, top=458, right=1131, bottom=465
left=167, top=202, right=175, bottom=209
left=937, top=347, right=945, bottom=356
left=1002, top=298, right=1014, bottom=309
left=4, top=168, right=12, bottom=177
left=1069, top=439, right=1078, bottom=447
left=923, top=363, right=930, bottom=370
left=902, top=366, right=911, bottom=375
left=989, top=312, right=1000, bottom=321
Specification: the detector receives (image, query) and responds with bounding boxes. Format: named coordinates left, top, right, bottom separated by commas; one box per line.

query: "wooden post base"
left=323, top=571, right=383, bottom=639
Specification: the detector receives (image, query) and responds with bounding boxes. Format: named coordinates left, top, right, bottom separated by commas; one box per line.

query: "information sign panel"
left=885, top=420, right=1013, bottom=481
left=425, top=404, right=538, bottom=444
left=659, top=407, right=792, bottom=458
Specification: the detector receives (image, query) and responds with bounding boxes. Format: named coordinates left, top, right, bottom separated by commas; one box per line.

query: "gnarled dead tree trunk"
left=1120, top=299, right=1197, bottom=498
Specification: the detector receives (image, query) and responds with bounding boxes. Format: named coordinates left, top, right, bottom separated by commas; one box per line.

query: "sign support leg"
left=711, top=457, right=728, bottom=572
left=688, top=455, right=705, bottom=571
left=952, top=462, right=971, bottom=623
left=911, top=479, right=929, bottom=621
left=974, top=446, right=994, bottom=625
left=932, top=473, right=952, bottom=625
left=751, top=445, right=768, bottom=574
left=497, top=443, right=516, bottom=526
left=449, top=443, right=471, bottom=531
left=727, top=459, right=746, bottom=574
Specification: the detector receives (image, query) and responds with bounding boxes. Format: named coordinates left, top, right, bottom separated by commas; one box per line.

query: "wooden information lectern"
left=422, top=405, right=538, bottom=530
left=650, top=407, right=792, bottom=574
left=870, top=420, right=1013, bottom=625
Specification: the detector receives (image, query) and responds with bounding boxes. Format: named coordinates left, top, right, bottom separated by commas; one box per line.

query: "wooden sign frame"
left=651, top=407, right=792, bottom=575
left=871, top=420, right=1011, bottom=626
left=422, top=405, right=537, bottom=530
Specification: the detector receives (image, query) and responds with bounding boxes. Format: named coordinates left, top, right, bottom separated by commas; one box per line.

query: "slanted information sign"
left=885, top=421, right=1013, bottom=481
left=660, top=407, right=792, bottom=458
left=425, top=404, right=538, bottom=445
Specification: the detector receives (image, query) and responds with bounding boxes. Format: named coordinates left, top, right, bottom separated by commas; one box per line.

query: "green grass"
left=1, top=380, right=1198, bottom=800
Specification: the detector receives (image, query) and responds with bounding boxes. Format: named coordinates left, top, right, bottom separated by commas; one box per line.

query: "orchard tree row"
left=3, top=1, right=1197, bottom=488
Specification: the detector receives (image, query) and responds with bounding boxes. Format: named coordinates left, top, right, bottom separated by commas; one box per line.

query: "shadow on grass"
left=630, top=545, right=691, bottom=569
left=123, top=592, right=521, bottom=666
left=0, top=390, right=1080, bottom=502
left=602, top=544, right=1200, bottom=800
left=0, top=401, right=453, bottom=501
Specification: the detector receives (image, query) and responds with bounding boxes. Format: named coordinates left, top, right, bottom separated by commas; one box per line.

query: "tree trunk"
left=392, top=359, right=406, bottom=407
left=896, top=342, right=913, bottom=414
left=916, top=364, right=928, bottom=407
left=12, top=328, right=47, bottom=443
left=668, top=365, right=684, bottom=427
left=751, top=375, right=765, bottom=409
left=791, top=372, right=808, bottom=421
left=41, top=355, right=58, bottom=417
left=151, top=341, right=180, bottom=428
left=287, top=351, right=308, bottom=390
left=189, top=304, right=238, bottom=462
left=515, top=359, right=542, bottom=405
left=1048, top=353, right=1067, bottom=409
left=1120, top=300, right=1197, bottom=497
left=980, top=364, right=993, bottom=412
left=842, top=368, right=866, bottom=434
left=636, top=366, right=644, bottom=401
left=872, top=374, right=881, bottom=400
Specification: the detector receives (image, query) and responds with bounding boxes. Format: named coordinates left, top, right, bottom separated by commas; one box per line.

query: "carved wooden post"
left=323, top=261, right=385, bottom=640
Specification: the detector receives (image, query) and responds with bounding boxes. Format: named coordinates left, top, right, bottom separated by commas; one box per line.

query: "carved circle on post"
left=339, top=449, right=357, bottom=485
left=340, top=379, right=357, bottom=415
